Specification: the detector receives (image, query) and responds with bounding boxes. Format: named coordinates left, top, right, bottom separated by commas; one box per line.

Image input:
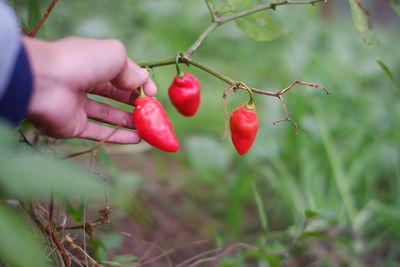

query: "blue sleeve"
left=0, top=0, right=33, bottom=125
left=0, top=45, right=33, bottom=125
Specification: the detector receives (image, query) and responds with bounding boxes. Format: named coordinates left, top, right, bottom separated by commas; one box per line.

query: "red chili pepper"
left=230, top=102, right=258, bottom=155
left=132, top=95, right=179, bottom=152
left=168, top=70, right=201, bottom=117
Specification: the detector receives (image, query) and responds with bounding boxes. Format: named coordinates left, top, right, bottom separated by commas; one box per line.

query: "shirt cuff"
left=0, top=44, right=33, bottom=125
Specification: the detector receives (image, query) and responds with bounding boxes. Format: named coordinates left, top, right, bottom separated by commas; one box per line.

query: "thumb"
left=111, top=62, right=149, bottom=91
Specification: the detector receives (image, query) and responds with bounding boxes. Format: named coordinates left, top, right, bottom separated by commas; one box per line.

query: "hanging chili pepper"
left=132, top=89, right=179, bottom=152
left=230, top=83, right=258, bottom=155
left=168, top=70, right=201, bottom=117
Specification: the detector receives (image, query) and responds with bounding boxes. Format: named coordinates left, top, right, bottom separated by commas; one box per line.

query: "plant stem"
left=185, top=0, right=325, bottom=55
left=187, top=22, right=218, bottom=55
left=140, top=57, right=234, bottom=85
left=26, top=0, right=58, bottom=37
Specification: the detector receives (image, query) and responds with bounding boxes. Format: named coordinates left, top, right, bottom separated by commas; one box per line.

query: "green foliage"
left=5, top=0, right=400, bottom=265
left=0, top=203, right=50, bottom=267
left=235, top=11, right=288, bottom=42
left=348, top=0, right=375, bottom=45
left=388, top=0, right=400, bottom=16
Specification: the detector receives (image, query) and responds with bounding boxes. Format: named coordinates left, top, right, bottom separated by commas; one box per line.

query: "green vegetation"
left=1, top=0, right=400, bottom=266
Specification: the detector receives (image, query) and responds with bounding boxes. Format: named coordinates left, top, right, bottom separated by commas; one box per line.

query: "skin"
left=23, top=36, right=157, bottom=144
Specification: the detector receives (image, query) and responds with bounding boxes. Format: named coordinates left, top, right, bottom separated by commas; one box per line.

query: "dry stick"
left=64, top=235, right=99, bottom=266
left=140, top=240, right=210, bottom=265
left=25, top=0, right=58, bottom=37
left=62, top=125, right=122, bottom=159
left=55, top=206, right=112, bottom=231
left=117, top=231, right=173, bottom=267
left=47, top=196, right=71, bottom=267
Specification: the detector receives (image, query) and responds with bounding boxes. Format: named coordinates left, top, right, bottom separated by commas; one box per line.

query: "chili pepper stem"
left=138, top=86, right=146, bottom=98
left=175, top=54, right=185, bottom=78
left=236, top=82, right=255, bottom=109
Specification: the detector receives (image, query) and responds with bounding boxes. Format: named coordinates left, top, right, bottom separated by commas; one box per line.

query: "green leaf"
left=377, top=58, right=398, bottom=91
left=99, top=261, right=123, bottom=267
left=111, top=255, right=138, bottom=263
left=64, top=197, right=86, bottom=223
left=208, top=0, right=236, bottom=15
left=0, top=153, right=103, bottom=198
left=28, top=0, right=41, bottom=30
left=300, top=231, right=349, bottom=246
left=0, top=121, right=18, bottom=149
left=99, top=232, right=123, bottom=251
left=348, top=0, right=376, bottom=45
left=0, top=203, right=50, bottom=267
left=235, top=11, right=288, bottom=42
left=252, top=183, right=268, bottom=232
left=388, top=0, right=400, bottom=16
left=304, top=210, right=319, bottom=219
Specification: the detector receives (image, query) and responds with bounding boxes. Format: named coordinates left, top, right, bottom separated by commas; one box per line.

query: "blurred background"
left=6, top=0, right=400, bottom=266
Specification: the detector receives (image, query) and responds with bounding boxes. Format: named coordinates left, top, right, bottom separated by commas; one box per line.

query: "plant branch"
left=204, top=0, right=217, bottom=21
left=25, top=0, right=58, bottom=37
left=46, top=196, right=71, bottom=267
left=185, top=0, right=325, bottom=55
left=54, top=206, right=112, bottom=232
left=186, top=22, right=218, bottom=55
left=140, top=55, right=329, bottom=131
left=218, top=0, right=326, bottom=24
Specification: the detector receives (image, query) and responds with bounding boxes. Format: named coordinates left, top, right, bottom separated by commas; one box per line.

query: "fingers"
left=111, top=64, right=149, bottom=91
left=126, top=59, right=158, bottom=96
left=142, top=76, right=157, bottom=96
left=89, top=82, right=138, bottom=105
left=85, top=99, right=134, bottom=128
left=78, top=121, right=141, bottom=144
left=53, top=37, right=156, bottom=94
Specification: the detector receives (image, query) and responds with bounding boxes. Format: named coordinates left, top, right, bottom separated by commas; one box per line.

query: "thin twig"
left=178, top=218, right=311, bottom=267
left=140, top=240, right=210, bottom=265
left=26, top=0, right=58, bottom=37
left=65, top=235, right=99, bottom=265
left=186, top=0, right=325, bottom=55
left=204, top=0, right=217, bottom=21
left=46, top=196, right=70, bottom=267
left=55, top=206, right=112, bottom=232
left=62, top=125, right=121, bottom=159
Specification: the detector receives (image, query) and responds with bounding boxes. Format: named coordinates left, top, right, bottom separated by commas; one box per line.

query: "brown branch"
left=62, top=126, right=121, bottom=159
left=272, top=95, right=299, bottom=133
left=65, top=235, right=99, bottom=266
left=46, top=196, right=70, bottom=267
left=54, top=206, right=112, bottom=232
left=26, top=0, right=58, bottom=37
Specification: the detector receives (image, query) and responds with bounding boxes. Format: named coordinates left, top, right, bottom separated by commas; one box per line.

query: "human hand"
left=23, top=36, right=157, bottom=144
